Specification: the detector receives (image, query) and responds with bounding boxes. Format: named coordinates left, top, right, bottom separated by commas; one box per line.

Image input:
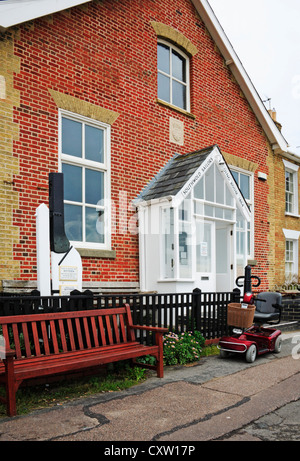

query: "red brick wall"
left=10, top=0, right=271, bottom=289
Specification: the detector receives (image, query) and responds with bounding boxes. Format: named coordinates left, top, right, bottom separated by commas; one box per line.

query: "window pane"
left=172, top=50, right=186, bottom=82
left=215, top=207, right=223, bottom=219
left=205, top=164, right=215, bottom=202
left=194, top=178, right=204, bottom=199
left=194, top=201, right=204, bottom=215
left=157, top=43, right=170, bottom=74
left=85, top=169, right=104, bottom=205
left=64, top=204, right=82, bottom=242
left=215, top=167, right=225, bottom=204
left=158, top=73, right=170, bottom=102
left=179, top=222, right=192, bottom=278
left=231, top=171, right=238, bottom=184
left=85, top=125, right=104, bottom=163
left=172, top=80, right=186, bottom=110
left=86, top=207, right=105, bottom=243
left=240, top=173, right=250, bottom=200
left=204, top=204, right=214, bottom=217
left=62, top=117, right=82, bottom=157
left=179, top=197, right=191, bottom=222
left=162, top=207, right=175, bottom=279
left=196, top=222, right=211, bottom=272
left=225, top=185, right=233, bottom=206
left=224, top=209, right=233, bottom=220
left=286, top=171, right=293, bottom=192
left=216, top=228, right=227, bottom=273
left=62, top=163, right=82, bottom=202
left=286, top=192, right=293, bottom=213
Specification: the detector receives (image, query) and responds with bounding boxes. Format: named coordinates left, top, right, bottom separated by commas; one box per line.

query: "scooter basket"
left=227, top=303, right=255, bottom=328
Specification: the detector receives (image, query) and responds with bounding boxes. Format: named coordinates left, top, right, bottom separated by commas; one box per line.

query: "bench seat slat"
left=0, top=341, right=143, bottom=373
left=0, top=344, right=159, bottom=382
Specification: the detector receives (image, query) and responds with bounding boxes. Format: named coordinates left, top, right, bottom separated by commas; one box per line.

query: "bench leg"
left=155, top=334, right=164, bottom=378
left=4, top=355, right=17, bottom=417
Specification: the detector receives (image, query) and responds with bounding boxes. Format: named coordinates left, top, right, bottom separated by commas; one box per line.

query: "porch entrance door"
left=195, top=220, right=216, bottom=292
left=216, top=222, right=234, bottom=292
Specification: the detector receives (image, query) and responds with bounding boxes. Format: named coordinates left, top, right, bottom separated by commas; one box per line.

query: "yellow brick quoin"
left=0, top=31, right=21, bottom=289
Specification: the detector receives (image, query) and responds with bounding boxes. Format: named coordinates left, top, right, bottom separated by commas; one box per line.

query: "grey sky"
left=209, top=0, right=300, bottom=155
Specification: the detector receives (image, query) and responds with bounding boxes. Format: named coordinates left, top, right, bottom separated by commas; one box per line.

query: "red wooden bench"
left=0, top=304, right=168, bottom=416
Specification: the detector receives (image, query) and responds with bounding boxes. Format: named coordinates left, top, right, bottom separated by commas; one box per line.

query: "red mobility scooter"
left=219, top=266, right=283, bottom=363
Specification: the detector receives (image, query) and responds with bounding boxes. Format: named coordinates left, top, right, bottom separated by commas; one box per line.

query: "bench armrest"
left=130, top=325, right=168, bottom=334
left=1, top=348, right=15, bottom=361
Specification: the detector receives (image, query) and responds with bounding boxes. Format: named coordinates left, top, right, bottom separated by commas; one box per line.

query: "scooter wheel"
left=245, top=344, right=257, bottom=363
left=274, top=335, right=282, bottom=353
left=220, top=349, right=229, bottom=358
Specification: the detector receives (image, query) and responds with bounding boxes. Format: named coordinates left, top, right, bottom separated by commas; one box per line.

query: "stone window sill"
left=76, top=248, right=116, bottom=259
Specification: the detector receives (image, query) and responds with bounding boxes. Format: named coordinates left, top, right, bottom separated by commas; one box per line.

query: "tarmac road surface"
left=0, top=330, right=299, bottom=444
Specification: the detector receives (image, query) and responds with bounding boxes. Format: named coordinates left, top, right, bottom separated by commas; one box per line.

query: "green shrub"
left=163, top=330, right=205, bottom=366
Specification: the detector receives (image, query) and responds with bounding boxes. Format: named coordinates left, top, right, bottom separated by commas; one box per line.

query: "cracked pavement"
left=0, top=331, right=299, bottom=442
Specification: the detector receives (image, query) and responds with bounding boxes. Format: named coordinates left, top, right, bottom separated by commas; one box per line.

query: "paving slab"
left=0, top=332, right=299, bottom=442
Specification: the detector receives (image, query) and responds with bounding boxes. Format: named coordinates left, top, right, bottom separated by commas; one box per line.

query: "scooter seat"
left=253, top=311, right=280, bottom=322
left=254, top=292, right=282, bottom=325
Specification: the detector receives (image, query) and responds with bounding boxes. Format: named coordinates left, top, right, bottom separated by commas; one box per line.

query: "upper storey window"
left=283, top=159, right=299, bottom=216
left=157, top=40, right=190, bottom=111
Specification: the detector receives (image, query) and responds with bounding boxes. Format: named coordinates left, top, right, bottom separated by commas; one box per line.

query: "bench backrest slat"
left=75, top=318, right=84, bottom=350
left=32, top=321, right=41, bottom=357
left=119, top=314, right=127, bottom=343
left=90, top=316, right=99, bottom=347
left=41, top=321, right=50, bottom=356
left=21, top=323, right=31, bottom=357
left=50, top=320, right=59, bottom=354
left=98, top=315, right=106, bottom=346
left=0, top=307, right=135, bottom=359
left=67, top=318, right=76, bottom=351
left=12, top=324, right=22, bottom=358
left=58, top=319, right=68, bottom=353
left=105, top=315, right=113, bottom=345
left=112, top=314, right=120, bottom=344
left=83, top=317, right=91, bottom=349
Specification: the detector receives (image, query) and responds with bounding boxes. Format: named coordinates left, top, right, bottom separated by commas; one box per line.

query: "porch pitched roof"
left=136, top=144, right=251, bottom=221
left=138, top=146, right=215, bottom=202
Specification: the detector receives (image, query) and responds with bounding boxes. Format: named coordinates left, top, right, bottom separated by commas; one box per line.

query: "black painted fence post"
left=192, top=288, right=202, bottom=333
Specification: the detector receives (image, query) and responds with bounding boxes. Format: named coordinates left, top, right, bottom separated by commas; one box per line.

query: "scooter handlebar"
left=235, top=275, right=261, bottom=288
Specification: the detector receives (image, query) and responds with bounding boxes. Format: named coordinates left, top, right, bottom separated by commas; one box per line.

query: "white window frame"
left=58, top=109, right=111, bottom=250
left=283, top=159, right=299, bottom=217
left=283, top=229, right=300, bottom=283
left=157, top=39, right=190, bottom=112
left=230, top=167, right=254, bottom=259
